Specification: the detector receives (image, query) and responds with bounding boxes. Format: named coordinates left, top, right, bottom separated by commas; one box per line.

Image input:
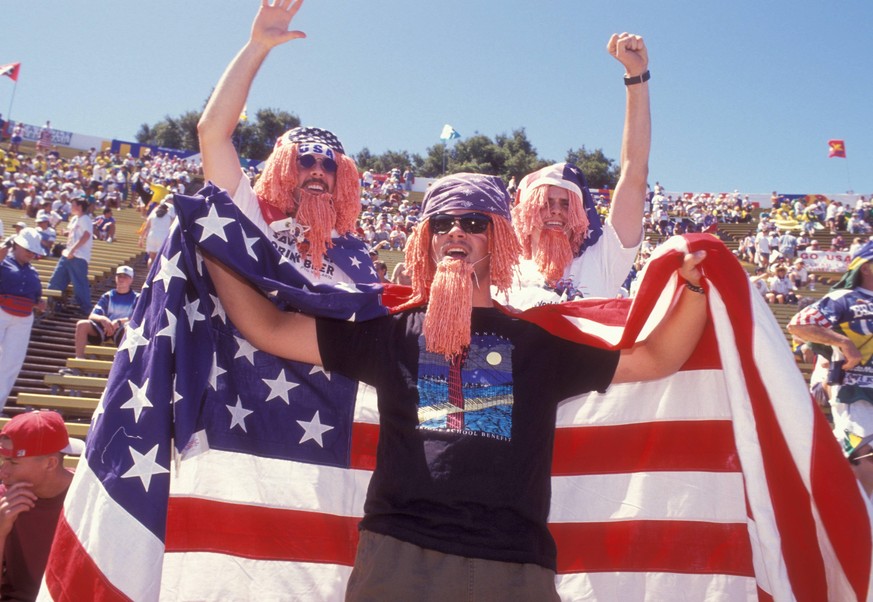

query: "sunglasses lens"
left=297, top=154, right=337, bottom=173
left=430, top=214, right=490, bottom=234
left=461, top=217, right=489, bottom=234
left=430, top=216, right=453, bottom=234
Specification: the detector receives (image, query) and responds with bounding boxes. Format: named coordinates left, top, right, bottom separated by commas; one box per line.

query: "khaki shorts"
left=346, top=530, right=560, bottom=602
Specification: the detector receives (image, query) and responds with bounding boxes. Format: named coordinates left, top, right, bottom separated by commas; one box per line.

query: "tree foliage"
left=137, top=108, right=621, bottom=187
left=136, top=108, right=300, bottom=162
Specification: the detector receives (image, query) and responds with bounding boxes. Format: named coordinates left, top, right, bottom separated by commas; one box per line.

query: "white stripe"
left=60, top=461, right=165, bottom=601
left=352, top=382, right=378, bottom=424
left=550, top=471, right=747, bottom=523
left=707, top=282, right=793, bottom=601
left=161, top=552, right=350, bottom=602
left=556, top=571, right=759, bottom=601
left=556, top=369, right=732, bottom=427
left=169, top=447, right=370, bottom=517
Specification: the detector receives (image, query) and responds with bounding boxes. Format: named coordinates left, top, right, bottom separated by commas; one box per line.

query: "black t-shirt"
left=317, top=306, right=619, bottom=570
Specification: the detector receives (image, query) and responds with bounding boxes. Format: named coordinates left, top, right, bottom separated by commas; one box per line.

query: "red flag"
left=829, top=139, right=847, bottom=158
left=0, top=62, right=20, bottom=82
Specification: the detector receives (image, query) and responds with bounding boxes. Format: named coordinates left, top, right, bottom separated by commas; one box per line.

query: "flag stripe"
left=552, top=420, right=740, bottom=474
left=166, top=498, right=359, bottom=564
left=44, top=517, right=126, bottom=602
left=551, top=520, right=755, bottom=575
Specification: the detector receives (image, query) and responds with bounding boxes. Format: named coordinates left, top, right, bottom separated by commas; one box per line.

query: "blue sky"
left=3, top=1, right=870, bottom=195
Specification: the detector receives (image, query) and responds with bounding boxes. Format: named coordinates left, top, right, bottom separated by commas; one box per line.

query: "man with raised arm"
left=507, top=33, right=650, bottom=306
left=205, top=172, right=708, bottom=599
left=198, top=0, right=370, bottom=285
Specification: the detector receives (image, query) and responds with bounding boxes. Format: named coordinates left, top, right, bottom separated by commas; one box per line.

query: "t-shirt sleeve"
left=92, top=292, right=110, bottom=317
left=316, top=315, right=392, bottom=385
left=543, top=332, right=621, bottom=400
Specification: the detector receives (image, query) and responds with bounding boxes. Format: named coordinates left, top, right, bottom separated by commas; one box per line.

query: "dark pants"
left=346, top=530, right=560, bottom=602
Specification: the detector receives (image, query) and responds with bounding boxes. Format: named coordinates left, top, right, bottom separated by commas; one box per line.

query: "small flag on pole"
left=828, top=139, right=846, bottom=158
left=0, top=62, right=20, bottom=82
left=440, top=124, right=461, bottom=141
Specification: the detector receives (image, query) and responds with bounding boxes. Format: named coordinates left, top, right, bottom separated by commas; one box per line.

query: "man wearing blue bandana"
left=507, top=33, right=650, bottom=307
left=198, top=0, right=371, bottom=286
left=789, top=241, right=873, bottom=479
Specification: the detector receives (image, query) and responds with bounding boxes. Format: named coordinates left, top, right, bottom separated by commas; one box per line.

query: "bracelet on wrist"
left=624, top=70, right=651, bottom=86
left=685, top=282, right=705, bottom=295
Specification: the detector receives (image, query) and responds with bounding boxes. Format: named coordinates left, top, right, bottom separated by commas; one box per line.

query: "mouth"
left=442, top=245, right=469, bottom=260
left=301, top=179, right=328, bottom=193
left=543, top=220, right=565, bottom=230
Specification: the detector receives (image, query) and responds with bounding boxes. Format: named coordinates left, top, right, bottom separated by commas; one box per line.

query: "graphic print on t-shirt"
left=416, top=332, right=514, bottom=440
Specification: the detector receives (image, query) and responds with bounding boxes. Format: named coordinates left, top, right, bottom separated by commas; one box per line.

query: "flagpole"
left=845, top=158, right=853, bottom=194
left=5, top=80, right=16, bottom=136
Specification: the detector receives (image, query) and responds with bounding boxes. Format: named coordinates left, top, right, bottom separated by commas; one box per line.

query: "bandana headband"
left=276, top=126, right=345, bottom=155
left=421, top=173, right=512, bottom=222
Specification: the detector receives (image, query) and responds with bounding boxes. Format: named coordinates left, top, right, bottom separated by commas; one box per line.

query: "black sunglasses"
left=297, top=154, right=338, bottom=173
left=429, top=213, right=492, bottom=234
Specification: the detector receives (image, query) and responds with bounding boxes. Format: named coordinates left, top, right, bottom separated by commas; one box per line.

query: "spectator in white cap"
left=60, top=265, right=139, bottom=373
left=0, top=410, right=84, bottom=601
left=34, top=214, right=57, bottom=256
left=0, top=228, right=46, bottom=408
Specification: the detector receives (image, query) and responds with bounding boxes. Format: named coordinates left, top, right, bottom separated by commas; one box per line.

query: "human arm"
left=605, top=32, right=650, bottom=247
left=203, top=254, right=322, bottom=365
left=138, top=218, right=151, bottom=248
left=0, top=482, right=37, bottom=569
left=612, top=251, right=708, bottom=383
left=787, top=323, right=862, bottom=370
left=198, top=0, right=306, bottom=193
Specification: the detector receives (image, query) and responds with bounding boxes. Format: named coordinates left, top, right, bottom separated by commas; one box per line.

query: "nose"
left=446, top=219, right=467, bottom=236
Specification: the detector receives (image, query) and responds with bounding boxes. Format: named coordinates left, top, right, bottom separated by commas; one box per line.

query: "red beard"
left=533, top=228, right=573, bottom=284
left=424, top=258, right=474, bottom=359
left=293, top=188, right=336, bottom=271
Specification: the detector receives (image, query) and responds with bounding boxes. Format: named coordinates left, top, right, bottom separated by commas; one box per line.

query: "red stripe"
left=551, top=520, right=754, bottom=576
left=552, top=420, right=741, bottom=475
left=43, top=514, right=130, bottom=602
left=349, top=422, right=379, bottom=470
left=166, top=497, right=360, bottom=565
left=810, top=404, right=872, bottom=600
left=697, top=235, right=830, bottom=601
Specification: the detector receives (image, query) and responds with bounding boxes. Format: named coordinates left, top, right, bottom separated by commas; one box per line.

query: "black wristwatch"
left=624, top=70, right=651, bottom=86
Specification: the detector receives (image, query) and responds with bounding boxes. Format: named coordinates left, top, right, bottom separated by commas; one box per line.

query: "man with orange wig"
left=198, top=0, right=367, bottom=284
left=204, top=171, right=709, bottom=599
left=506, top=33, right=650, bottom=307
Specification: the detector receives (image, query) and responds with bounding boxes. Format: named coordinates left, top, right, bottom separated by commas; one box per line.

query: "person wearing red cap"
left=198, top=0, right=368, bottom=285
left=205, top=172, right=708, bottom=599
left=0, top=411, right=84, bottom=601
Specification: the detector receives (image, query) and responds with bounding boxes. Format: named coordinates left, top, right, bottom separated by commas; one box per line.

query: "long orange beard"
left=293, top=189, right=336, bottom=272
left=534, top=228, right=573, bottom=284
left=424, top=258, right=474, bottom=359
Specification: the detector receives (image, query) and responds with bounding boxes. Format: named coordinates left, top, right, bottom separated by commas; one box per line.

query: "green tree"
left=565, top=146, right=619, bottom=189
left=136, top=107, right=300, bottom=162
left=354, top=148, right=423, bottom=174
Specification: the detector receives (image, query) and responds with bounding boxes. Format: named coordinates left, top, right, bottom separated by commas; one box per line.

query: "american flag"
left=40, top=186, right=871, bottom=600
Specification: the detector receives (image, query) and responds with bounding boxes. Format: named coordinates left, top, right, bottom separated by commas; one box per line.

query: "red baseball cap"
left=0, top=411, right=85, bottom=458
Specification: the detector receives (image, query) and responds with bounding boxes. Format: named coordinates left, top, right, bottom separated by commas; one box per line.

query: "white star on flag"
left=118, top=322, right=149, bottom=362
left=296, top=411, right=334, bottom=447
left=262, top=370, right=299, bottom=404
left=235, top=336, right=258, bottom=365
left=120, top=378, right=153, bottom=422
left=121, top=444, right=169, bottom=492
left=244, top=233, right=260, bottom=261
left=153, top=251, right=186, bottom=292
left=183, top=296, right=206, bottom=332
left=308, top=365, right=332, bottom=381
left=155, top=308, right=178, bottom=352
left=227, top=397, right=254, bottom=432
left=209, top=293, right=227, bottom=324
left=195, top=203, right=235, bottom=242
left=349, top=255, right=362, bottom=269
left=209, top=353, right=227, bottom=391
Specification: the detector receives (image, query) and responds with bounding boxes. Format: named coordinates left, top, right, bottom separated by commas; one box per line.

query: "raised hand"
left=251, top=0, right=307, bottom=49
left=607, top=32, right=648, bottom=77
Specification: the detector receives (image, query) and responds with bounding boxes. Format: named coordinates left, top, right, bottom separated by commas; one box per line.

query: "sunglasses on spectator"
left=429, top=213, right=492, bottom=235
left=297, top=154, right=337, bottom=173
